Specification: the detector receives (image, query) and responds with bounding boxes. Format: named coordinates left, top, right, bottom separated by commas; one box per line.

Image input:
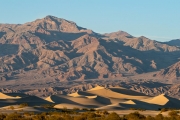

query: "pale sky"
left=1, top=0, right=180, bottom=41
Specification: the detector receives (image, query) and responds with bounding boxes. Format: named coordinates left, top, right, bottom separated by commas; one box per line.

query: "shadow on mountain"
left=0, top=44, right=19, bottom=57
left=164, top=39, right=180, bottom=47
left=139, top=82, right=171, bottom=88
left=99, top=39, right=180, bottom=73
left=34, top=31, right=87, bottom=43
left=0, top=32, right=6, bottom=38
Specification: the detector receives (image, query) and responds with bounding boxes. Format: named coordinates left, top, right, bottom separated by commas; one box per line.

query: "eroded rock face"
left=0, top=15, right=180, bottom=81
left=155, top=61, right=180, bottom=80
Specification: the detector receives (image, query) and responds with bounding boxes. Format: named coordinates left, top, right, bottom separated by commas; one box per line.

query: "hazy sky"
left=1, top=0, right=179, bottom=41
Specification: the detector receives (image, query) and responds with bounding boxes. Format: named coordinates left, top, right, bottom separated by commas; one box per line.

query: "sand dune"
left=0, top=92, right=21, bottom=99
left=87, top=86, right=150, bottom=100
left=1, top=85, right=180, bottom=111
left=54, top=103, right=85, bottom=109
left=51, top=86, right=180, bottom=110
left=68, top=91, right=83, bottom=97
left=45, top=96, right=55, bottom=103
left=88, top=85, right=105, bottom=91
left=142, top=94, right=169, bottom=105
left=109, top=87, right=147, bottom=96
left=122, top=100, right=136, bottom=105
left=0, top=105, right=48, bottom=113
left=45, top=95, right=106, bottom=108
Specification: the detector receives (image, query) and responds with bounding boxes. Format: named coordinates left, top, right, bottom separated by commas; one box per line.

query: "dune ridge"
left=1, top=85, right=180, bottom=111
left=0, top=92, right=21, bottom=99
left=45, top=86, right=180, bottom=110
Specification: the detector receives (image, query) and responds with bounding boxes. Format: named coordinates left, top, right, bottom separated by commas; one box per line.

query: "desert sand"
left=0, top=92, right=21, bottom=99
left=45, top=85, right=180, bottom=111
left=0, top=85, right=180, bottom=116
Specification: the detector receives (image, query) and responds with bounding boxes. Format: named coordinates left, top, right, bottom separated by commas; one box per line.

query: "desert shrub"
left=146, top=115, right=155, bottom=120
left=155, top=114, right=164, bottom=120
left=4, top=112, right=22, bottom=120
left=62, top=106, right=68, bottom=112
left=63, top=114, right=73, bottom=120
left=126, top=111, right=146, bottom=120
left=23, top=112, right=31, bottom=116
left=102, top=110, right=109, bottom=115
left=168, top=110, right=178, bottom=117
left=0, top=113, right=6, bottom=120
left=46, top=116, right=64, bottom=120
left=49, top=111, right=61, bottom=116
left=32, top=114, right=46, bottom=120
left=41, top=104, right=55, bottom=109
left=41, top=112, right=49, bottom=116
left=74, top=115, right=86, bottom=120
left=9, top=106, right=14, bottom=110
left=105, top=112, right=121, bottom=120
left=89, top=108, right=96, bottom=111
left=160, top=108, right=168, bottom=112
left=129, top=108, right=137, bottom=110
left=73, top=107, right=80, bottom=111
left=129, top=108, right=146, bottom=111
left=81, top=108, right=88, bottom=111
left=19, top=103, right=28, bottom=108
left=87, top=112, right=97, bottom=118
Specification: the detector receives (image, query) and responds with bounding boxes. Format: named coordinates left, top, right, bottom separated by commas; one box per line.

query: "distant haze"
left=1, top=0, right=180, bottom=41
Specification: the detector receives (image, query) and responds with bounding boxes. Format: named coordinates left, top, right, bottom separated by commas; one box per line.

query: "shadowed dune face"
left=86, top=86, right=149, bottom=100
left=109, top=87, right=147, bottom=96
left=0, top=92, right=51, bottom=107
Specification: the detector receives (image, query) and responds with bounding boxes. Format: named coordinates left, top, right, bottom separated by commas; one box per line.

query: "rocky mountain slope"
left=155, top=61, right=180, bottom=80
left=0, top=15, right=180, bottom=82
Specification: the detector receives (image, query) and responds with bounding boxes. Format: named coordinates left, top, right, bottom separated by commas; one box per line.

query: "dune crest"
left=87, top=87, right=149, bottom=100
left=122, top=100, right=136, bottom=105
left=68, top=91, right=83, bottom=97
left=143, top=94, right=169, bottom=105
left=88, top=85, right=105, bottom=91
left=51, top=86, right=180, bottom=110
left=45, top=96, right=55, bottom=103
left=0, top=92, right=21, bottom=99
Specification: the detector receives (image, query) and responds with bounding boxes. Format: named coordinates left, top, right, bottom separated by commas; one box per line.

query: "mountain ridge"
left=0, top=15, right=180, bottom=82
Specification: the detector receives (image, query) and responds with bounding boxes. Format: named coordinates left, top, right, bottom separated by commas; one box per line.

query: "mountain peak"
left=26, top=15, right=86, bottom=33
left=104, top=30, right=133, bottom=39
left=44, top=15, right=57, bottom=19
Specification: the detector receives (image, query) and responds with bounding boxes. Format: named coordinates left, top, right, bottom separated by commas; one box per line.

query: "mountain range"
left=0, top=15, right=180, bottom=82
